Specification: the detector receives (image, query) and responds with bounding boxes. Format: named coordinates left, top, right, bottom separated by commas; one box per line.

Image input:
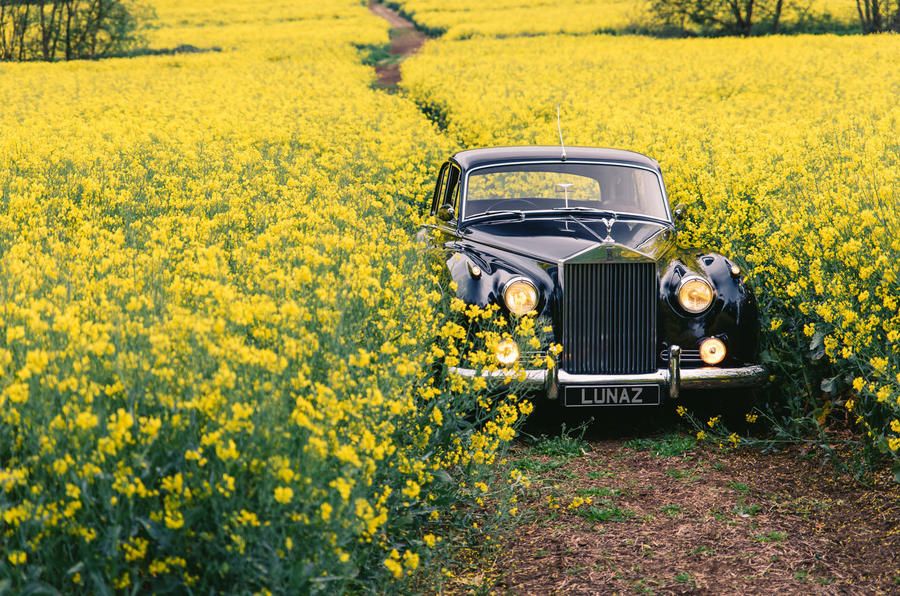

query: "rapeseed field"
left=1, top=0, right=897, bottom=591
left=0, top=0, right=547, bottom=590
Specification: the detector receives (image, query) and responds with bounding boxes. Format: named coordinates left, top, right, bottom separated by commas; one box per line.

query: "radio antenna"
left=556, top=104, right=567, bottom=161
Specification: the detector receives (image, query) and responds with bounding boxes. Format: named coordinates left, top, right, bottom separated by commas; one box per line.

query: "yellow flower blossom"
left=274, top=487, right=294, bottom=505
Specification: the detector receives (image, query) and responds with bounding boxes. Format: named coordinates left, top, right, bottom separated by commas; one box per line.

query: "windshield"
left=464, top=163, right=668, bottom=221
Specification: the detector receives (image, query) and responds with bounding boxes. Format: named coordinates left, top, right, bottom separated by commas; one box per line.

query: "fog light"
left=699, top=337, right=727, bottom=365
left=495, top=338, right=520, bottom=367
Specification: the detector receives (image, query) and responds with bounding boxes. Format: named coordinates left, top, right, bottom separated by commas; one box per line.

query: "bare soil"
left=368, top=2, right=426, bottom=87
left=486, top=435, right=900, bottom=594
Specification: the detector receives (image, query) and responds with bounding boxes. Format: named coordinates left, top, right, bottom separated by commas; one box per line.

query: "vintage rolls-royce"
left=425, top=146, right=767, bottom=408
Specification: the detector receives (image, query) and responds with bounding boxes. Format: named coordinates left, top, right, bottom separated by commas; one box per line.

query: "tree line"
left=0, top=0, right=147, bottom=61
left=647, top=0, right=899, bottom=36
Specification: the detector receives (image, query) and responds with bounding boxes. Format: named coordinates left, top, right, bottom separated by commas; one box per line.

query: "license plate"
left=563, top=385, right=660, bottom=407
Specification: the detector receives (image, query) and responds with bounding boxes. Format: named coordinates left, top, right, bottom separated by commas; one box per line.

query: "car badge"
left=600, top=216, right=616, bottom=243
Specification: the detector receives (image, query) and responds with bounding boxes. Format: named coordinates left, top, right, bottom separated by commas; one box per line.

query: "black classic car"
left=425, top=146, right=767, bottom=408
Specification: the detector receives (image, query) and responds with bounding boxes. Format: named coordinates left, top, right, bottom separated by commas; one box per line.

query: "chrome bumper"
left=448, top=345, right=768, bottom=400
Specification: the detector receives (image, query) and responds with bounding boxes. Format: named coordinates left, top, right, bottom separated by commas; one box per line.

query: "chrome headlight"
left=503, top=277, right=538, bottom=316
left=677, top=276, right=715, bottom=314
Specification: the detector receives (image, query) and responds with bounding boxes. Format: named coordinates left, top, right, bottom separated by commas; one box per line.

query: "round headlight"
left=495, top=338, right=520, bottom=367
left=503, top=278, right=538, bottom=316
left=677, top=276, right=715, bottom=314
left=699, top=337, right=727, bottom=365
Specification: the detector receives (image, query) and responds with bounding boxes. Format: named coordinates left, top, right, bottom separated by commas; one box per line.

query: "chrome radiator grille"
left=562, top=262, right=657, bottom=374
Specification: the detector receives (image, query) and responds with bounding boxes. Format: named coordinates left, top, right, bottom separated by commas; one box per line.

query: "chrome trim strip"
left=556, top=366, right=766, bottom=389
left=678, top=365, right=768, bottom=389
left=446, top=362, right=768, bottom=393
left=557, top=369, right=669, bottom=385
left=448, top=367, right=548, bottom=384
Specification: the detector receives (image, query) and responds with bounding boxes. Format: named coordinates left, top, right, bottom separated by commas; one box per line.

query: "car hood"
left=460, top=216, right=675, bottom=262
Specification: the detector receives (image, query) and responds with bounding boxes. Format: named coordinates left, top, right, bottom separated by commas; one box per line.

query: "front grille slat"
left=563, top=262, right=657, bottom=375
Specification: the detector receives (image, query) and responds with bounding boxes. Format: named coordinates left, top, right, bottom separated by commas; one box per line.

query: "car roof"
left=451, top=146, right=661, bottom=172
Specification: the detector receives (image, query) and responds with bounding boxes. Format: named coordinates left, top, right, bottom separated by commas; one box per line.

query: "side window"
left=445, top=164, right=462, bottom=219
left=431, top=162, right=449, bottom=215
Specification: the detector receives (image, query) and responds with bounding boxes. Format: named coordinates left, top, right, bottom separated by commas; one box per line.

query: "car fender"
left=446, top=241, right=555, bottom=316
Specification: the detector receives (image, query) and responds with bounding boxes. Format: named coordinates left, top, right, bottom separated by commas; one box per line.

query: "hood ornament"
left=600, top=215, right=616, bottom=243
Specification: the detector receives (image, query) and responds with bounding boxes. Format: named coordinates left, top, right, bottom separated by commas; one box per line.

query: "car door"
left=431, top=162, right=449, bottom=217
left=438, top=162, right=463, bottom=249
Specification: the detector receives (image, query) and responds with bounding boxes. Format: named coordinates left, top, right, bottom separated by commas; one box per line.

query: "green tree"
left=646, top=0, right=792, bottom=36
left=0, top=0, right=150, bottom=61
left=855, top=0, right=900, bottom=32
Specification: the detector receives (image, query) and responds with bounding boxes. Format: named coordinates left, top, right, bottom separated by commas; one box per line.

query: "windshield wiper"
left=551, top=206, right=613, bottom=213
left=468, top=209, right=526, bottom=221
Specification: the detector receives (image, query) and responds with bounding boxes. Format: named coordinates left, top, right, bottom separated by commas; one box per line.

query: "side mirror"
left=673, top=204, right=687, bottom=223
left=437, top=204, right=454, bottom=222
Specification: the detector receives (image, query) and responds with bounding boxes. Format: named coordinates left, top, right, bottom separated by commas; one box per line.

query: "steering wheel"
left=480, top=198, right=541, bottom=212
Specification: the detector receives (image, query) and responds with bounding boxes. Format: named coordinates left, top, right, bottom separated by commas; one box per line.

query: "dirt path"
left=483, top=434, right=900, bottom=594
left=367, top=2, right=426, bottom=87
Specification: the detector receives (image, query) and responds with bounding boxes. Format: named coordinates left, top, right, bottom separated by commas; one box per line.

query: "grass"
left=624, top=433, right=696, bottom=457
left=577, top=487, right=621, bottom=498
left=577, top=503, right=635, bottom=523
left=587, top=470, right=615, bottom=480
left=513, top=457, right=569, bottom=474
left=356, top=42, right=394, bottom=67
left=755, top=530, right=788, bottom=543
left=733, top=499, right=762, bottom=517
left=665, top=467, right=699, bottom=481
left=531, top=424, right=590, bottom=457
left=729, top=481, right=750, bottom=494
left=661, top=504, right=683, bottom=516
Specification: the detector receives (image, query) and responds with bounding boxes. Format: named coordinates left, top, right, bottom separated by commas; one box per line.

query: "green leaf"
left=433, top=469, right=453, bottom=483
left=809, top=331, right=824, bottom=350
